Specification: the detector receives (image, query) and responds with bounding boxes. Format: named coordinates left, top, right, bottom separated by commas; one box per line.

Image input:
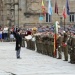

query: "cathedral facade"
left=0, top=0, right=75, bottom=28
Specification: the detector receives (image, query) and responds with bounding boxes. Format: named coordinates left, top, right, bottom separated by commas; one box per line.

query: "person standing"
left=21, top=30, right=25, bottom=47
left=57, top=34, right=62, bottom=59
left=13, top=29, right=22, bottom=59
left=3, top=26, right=8, bottom=41
left=0, top=28, right=2, bottom=42
left=62, top=31, right=68, bottom=61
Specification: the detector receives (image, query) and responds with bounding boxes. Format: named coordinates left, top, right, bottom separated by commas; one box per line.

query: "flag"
left=42, top=0, right=44, bottom=8
left=63, top=6, right=67, bottom=19
left=54, top=33, right=57, bottom=57
left=66, top=0, right=70, bottom=15
left=63, top=0, right=70, bottom=18
left=41, top=0, right=46, bottom=15
left=54, top=21, right=59, bottom=57
left=39, top=16, right=44, bottom=21
left=48, top=0, right=52, bottom=15
left=55, top=0, right=58, bottom=14
left=54, top=23, right=57, bottom=57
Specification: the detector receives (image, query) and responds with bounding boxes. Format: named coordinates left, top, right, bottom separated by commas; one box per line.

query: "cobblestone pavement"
left=0, top=42, right=75, bottom=75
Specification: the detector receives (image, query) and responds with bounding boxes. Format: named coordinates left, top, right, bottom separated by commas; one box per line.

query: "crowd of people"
left=0, top=26, right=9, bottom=42
left=25, top=25, right=75, bottom=64
left=0, top=24, right=75, bottom=62
left=0, top=25, right=32, bottom=42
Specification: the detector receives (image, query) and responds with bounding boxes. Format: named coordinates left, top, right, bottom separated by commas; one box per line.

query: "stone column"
left=14, top=0, right=19, bottom=27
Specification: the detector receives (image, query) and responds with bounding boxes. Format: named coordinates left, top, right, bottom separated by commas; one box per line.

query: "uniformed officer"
left=62, top=31, right=68, bottom=61
left=35, top=33, right=42, bottom=53
left=69, top=33, right=75, bottom=64
left=42, top=32, right=49, bottom=55
left=49, top=32, right=54, bottom=57
left=21, top=30, right=25, bottom=47
left=57, top=34, right=62, bottom=59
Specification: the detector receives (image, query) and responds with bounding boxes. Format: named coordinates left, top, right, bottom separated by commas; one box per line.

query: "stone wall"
left=21, top=0, right=75, bottom=26
left=1, top=0, right=75, bottom=27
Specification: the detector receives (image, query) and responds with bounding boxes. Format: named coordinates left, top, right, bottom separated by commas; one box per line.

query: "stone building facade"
left=0, top=0, right=3, bottom=26
left=0, top=0, right=75, bottom=28
left=23, top=0, right=75, bottom=27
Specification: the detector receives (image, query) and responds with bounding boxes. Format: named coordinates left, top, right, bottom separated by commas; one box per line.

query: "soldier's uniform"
left=69, top=34, right=75, bottom=64
left=25, top=35, right=32, bottom=49
left=35, top=35, right=40, bottom=52
left=57, top=34, right=62, bottom=59
left=67, top=35, right=71, bottom=54
left=62, top=32, right=68, bottom=61
left=42, top=34, right=49, bottom=55
left=30, top=36, right=35, bottom=50
left=26, top=39, right=31, bottom=49
left=29, top=27, right=37, bottom=50
left=49, top=33, right=54, bottom=57
left=47, top=34, right=52, bottom=56
left=37, top=35, right=43, bottom=53
left=21, top=31, right=25, bottom=47
left=35, top=33, right=42, bottom=53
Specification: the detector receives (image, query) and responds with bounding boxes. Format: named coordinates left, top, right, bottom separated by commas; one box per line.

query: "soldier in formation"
left=69, top=32, right=75, bottom=64
left=25, top=25, right=75, bottom=64
left=57, top=34, right=62, bottom=59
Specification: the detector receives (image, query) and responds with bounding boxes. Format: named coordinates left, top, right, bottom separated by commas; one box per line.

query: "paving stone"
left=0, top=42, right=75, bottom=75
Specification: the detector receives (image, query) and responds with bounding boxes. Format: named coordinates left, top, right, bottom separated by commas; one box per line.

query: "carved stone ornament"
left=27, top=0, right=40, bottom=12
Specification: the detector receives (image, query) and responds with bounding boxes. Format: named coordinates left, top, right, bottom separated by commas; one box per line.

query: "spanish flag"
left=42, top=0, right=46, bottom=15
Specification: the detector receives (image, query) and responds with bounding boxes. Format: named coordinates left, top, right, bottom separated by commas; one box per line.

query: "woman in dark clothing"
left=13, top=29, right=22, bottom=59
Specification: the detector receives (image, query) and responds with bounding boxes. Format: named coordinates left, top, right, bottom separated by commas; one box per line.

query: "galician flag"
left=48, top=0, right=52, bottom=15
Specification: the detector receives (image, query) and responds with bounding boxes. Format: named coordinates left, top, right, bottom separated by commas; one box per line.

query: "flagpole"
left=64, top=17, right=65, bottom=31
left=54, top=22, right=58, bottom=58
left=54, top=33, right=57, bottom=58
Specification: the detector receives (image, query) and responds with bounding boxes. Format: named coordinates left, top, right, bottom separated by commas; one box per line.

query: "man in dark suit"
left=13, top=29, right=22, bottom=59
